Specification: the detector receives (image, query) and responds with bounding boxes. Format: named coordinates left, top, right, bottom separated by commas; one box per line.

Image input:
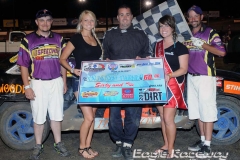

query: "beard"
left=191, top=21, right=201, bottom=28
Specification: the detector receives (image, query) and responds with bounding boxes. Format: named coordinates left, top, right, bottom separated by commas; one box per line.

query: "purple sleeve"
left=16, top=39, right=31, bottom=67
left=210, top=30, right=226, bottom=52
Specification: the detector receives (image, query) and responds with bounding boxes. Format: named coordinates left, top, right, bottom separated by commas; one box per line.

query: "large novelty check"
left=77, top=58, right=167, bottom=104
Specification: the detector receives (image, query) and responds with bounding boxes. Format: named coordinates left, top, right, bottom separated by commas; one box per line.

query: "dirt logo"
left=224, top=80, right=240, bottom=94
left=138, top=88, right=162, bottom=101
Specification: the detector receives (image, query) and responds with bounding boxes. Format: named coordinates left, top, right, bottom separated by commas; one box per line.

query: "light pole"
left=140, top=0, right=141, bottom=14
left=145, top=0, right=152, bottom=11
left=13, top=0, right=15, bottom=30
left=78, top=0, right=86, bottom=14
left=105, top=0, right=108, bottom=31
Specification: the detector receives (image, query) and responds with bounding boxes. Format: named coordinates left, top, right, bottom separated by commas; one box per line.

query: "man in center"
left=102, top=4, right=151, bottom=160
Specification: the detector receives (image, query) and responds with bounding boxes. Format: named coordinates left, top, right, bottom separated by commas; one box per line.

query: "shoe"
left=29, top=144, right=43, bottom=160
left=188, top=140, right=204, bottom=151
left=87, top=146, right=99, bottom=157
left=112, top=143, right=122, bottom=158
left=198, top=145, right=211, bottom=155
left=78, top=148, right=94, bottom=159
left=54, top=142, right=71, bottom=157
left=122, top=146, right=134, bottom=160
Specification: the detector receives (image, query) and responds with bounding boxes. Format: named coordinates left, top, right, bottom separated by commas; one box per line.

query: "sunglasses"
left=36, top=9, right=52, bottom=19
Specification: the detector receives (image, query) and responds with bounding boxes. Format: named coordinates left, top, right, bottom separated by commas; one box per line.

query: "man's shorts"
left=187, top=74, right=218, bottom=122
left=30, top=77, right=64, bottom=124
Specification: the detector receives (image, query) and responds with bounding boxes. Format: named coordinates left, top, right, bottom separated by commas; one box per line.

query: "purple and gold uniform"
left=17, top=31, right=66, bottom=79
left=184, top=24, right=225, bottom=76
left=185, top=23, right=226, bottom=122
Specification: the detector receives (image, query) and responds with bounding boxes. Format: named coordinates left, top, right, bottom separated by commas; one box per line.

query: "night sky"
left=0, top=0, right=238, bottom=20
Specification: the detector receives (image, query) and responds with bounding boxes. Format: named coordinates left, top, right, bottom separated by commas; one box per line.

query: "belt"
left=188, top=73, right=201, bottom=76
left=34, top=78, right=53, bottom=80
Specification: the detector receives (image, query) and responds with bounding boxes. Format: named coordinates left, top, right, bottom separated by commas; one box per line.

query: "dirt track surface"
left=0, top=127, right=240, bottom=160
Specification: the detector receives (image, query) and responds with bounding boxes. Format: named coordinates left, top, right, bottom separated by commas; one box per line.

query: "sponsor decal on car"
left=0, top=84, right=25, bottom=93
left=216, top=80, right=222, bottom=87
left=216, top=76, right=223, bottom=87
left=224, top=80, right=240, bottom=94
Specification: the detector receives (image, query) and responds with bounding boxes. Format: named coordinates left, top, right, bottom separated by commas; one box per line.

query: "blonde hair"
left=76, top=10, right=103, bottom=58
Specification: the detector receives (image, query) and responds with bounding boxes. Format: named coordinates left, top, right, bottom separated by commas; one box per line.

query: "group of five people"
left=16, top=4, right=226, bottom=160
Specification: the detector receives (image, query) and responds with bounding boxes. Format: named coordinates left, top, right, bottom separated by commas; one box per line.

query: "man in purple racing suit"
left=183, top=5, right=226, bottom=155
left=17, top=9, right=70, bottom=160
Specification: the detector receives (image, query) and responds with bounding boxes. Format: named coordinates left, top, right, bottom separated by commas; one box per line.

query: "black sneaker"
left=54, top=142, right=71, bottom=157
left=188, top=140, right=204, bottom=151
left=198, top=145, right=211, bottom=155
left=122, top=146, right=134, bottom=160
left=112, top=143, right=122, bottom=158
left=29, top=144, right=43, bottom=160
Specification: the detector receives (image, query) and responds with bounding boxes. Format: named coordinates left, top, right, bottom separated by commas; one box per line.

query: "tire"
left=196, top=96, right=240, bottom=145
left=0, top=102, right=50, bottom=150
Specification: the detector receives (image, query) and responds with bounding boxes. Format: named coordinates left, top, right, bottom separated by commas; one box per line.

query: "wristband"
left=24, top=85, right=31, bottom=90
left=70, top=68, right=74, bottom=73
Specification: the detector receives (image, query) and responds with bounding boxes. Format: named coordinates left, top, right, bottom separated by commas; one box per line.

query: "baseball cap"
left=36, top=9, right=52, bottom=19
left=188, top=5, right=203, bottom=15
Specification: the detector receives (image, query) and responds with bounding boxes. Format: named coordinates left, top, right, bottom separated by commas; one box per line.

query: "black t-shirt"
left=164, top=41, right=189, bottom=83
left=70, top=33, right=102, bottom=69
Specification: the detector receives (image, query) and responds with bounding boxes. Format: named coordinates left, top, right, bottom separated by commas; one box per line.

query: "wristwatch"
left=24, top=85, right=31, bottom=90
